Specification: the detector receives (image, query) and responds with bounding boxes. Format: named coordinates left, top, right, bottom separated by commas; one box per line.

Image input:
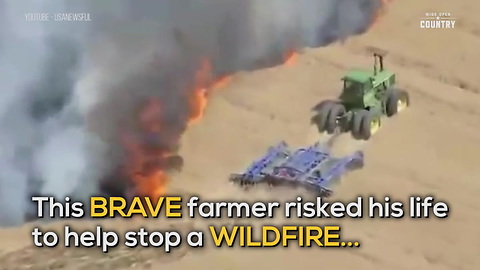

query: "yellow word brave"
left=90, top=196, right=182, bottom=218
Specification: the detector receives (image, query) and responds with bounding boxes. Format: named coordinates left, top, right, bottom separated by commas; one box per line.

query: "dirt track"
left=1, top=0, right=480, bottom=269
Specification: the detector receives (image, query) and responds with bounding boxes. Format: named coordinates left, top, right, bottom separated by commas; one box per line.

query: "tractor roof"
left=343, top=69, right=394, bottom=84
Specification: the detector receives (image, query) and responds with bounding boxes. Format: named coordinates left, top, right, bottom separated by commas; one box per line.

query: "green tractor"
left=312, top=49, right=410, bottom=140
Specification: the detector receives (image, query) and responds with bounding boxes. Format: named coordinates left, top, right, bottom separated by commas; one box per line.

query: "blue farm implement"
left=229, top=141, right=364, bottom=197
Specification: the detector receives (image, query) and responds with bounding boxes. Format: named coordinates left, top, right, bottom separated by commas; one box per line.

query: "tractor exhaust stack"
left=367, top=46, right=387, bottom=75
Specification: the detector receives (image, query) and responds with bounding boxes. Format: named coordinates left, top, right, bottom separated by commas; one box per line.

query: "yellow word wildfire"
left=209, top=225, right=357, bottom=247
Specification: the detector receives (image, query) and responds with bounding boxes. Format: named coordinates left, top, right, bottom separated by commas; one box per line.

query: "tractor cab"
left=339, top=51, right=391, bottom=110
left=339, top=72, right=373, bottom=109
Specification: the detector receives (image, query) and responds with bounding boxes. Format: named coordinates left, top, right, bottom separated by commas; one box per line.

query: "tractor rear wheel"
left=360, top=110, right=381, bottom=140
left=311, top=100, right=336, bottom=133
left=351, top=110, right=367, bottom=139
left=326, top=103, right=346, bottom=134
left=386, top=89, right=410, bottom=116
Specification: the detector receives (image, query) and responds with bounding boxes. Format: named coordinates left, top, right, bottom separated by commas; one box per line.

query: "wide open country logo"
left=420, top=12, right=456, bottom=29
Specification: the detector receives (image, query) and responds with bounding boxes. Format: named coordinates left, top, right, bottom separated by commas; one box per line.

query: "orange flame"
left=283, top=50, right=299, bottom=66
left=211, top=75, right=233, bottom=90
left=187, top=59, right=233, bottom=126
left=188, top=88, right=208, bottom=125
left=122, top=58, right=233, bottom=199
left=120, top=98, right=170, bottom=200
left=368, top=0, right=393, bottom=30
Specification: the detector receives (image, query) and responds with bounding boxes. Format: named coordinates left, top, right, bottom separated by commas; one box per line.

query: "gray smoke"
left=0, top=0, right=381, bottom=226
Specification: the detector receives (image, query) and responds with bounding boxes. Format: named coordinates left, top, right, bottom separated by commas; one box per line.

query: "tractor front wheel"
left=386, top=89, right=410, bottom=116
left=360, top=110, right=381, bottom=140
left=351, top=110, right=381, bottom=140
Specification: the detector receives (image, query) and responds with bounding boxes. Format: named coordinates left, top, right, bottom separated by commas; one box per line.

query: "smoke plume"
left=0, top=0, right=381, bottom=226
